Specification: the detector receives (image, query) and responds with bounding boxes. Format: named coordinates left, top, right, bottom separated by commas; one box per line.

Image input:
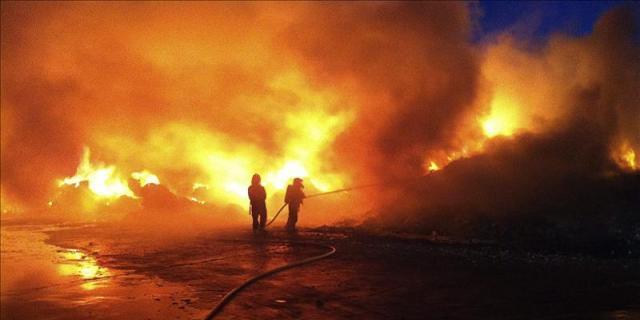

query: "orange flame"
left=480, top=93, right=521, bottom=138
left=60, top=148, right=134, bottom=198
left=59, top=70, right=353, bottom=208
left=131, top=170, right=160, bottom=186
left=613, top=142, right=638, bottom=171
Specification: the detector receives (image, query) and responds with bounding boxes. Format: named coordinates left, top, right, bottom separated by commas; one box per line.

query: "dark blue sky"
left=474, top=1, right=631, bottom=41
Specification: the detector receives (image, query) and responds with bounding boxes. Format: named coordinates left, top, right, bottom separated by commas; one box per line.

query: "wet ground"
left=1, top=222, right=639, bottom=319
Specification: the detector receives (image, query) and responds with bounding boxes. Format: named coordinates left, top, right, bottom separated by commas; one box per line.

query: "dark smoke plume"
left=283, top=2, right=479, bottom=179
left=368, top=7, right=640, bottom=256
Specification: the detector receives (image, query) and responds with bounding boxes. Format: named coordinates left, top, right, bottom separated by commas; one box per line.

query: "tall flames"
left=60, top=148, right=136, bottom=199
left=56, top=69, right=353, bottom=208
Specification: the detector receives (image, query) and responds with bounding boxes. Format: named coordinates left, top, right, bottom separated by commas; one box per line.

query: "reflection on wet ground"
left=1, top=224, right=203, bottom=320
left=1, top=224, right=325, bottom=320
left=2, top=223, right=639, bottom=320
left=57, top=249, right=111, bottom=290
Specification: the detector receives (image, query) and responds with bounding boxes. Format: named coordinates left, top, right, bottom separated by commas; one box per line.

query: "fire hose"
left=203, top=240, right=336, bottom=320
left=205, top=183, right=383, bottom=319
left=265, top=182, right=382, bottom=228
left=205, top=182, right=394, bottom=318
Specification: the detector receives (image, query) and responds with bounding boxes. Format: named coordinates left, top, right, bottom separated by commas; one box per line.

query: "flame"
left=266, top=70, right=354, bottom=192
left=131, top=170, right=160, bottom=186
left=192, top=183, right=209, bottom=190
left=122, top=70, right=353, bottom=207
left=420, top=90, right=526, bottom=174
left=57, top=74, right=353, bottom=208
left=623, top=149, right=637, bottom=170
left=613, top=142, right=638, bottom=171
left=482, top=117, right=505, bottom=138
left=420, top=148, right=471, bottom=175
left=60, top=148, right=134, bottom=198
left=264, top=160, right=309, bottom=190
left=481, top=93, right=520, bottom=138
left=426, top=161, right=440, bottom=172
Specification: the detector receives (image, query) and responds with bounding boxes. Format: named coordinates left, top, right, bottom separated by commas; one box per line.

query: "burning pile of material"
left=365, top=7, right=640, bottom=255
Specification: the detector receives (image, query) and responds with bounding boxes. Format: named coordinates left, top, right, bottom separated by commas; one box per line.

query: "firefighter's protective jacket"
left=248, top=185, right=266, bottom=206
left=284, top=185, right=305, bottom=205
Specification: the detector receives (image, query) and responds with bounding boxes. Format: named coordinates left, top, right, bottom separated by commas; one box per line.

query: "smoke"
left=1, top=2, right=478, bottom=216
left=369, top=7, right=640, bottom=255
left=281, top=2, right=479, bottom=179
left=1, top=2, right=342, bottom=210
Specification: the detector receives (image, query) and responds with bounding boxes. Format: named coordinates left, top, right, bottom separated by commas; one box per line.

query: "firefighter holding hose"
left=248, top=174, right=267, bottom=231
left=284, top=178, right=305, bottom=232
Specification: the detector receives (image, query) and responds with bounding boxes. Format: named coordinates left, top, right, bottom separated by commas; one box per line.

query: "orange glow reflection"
left=57, top=249, right=110, bottom=291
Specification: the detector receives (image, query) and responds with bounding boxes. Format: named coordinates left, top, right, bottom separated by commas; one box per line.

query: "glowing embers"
left=57, top=249, right=111, bottom=290
left=60, top=148, right=134, bottom=198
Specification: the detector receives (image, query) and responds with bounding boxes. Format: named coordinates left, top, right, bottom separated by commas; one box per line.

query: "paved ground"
left=2, top=222, right=639, bottom=319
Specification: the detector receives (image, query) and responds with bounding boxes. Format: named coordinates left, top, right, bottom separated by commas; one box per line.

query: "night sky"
left=475, top=1, right=634, bottom=41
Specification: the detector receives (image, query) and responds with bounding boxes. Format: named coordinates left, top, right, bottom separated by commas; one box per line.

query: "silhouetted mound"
left=121, top=182, right=245, bottom=231
left=370, top=128, right=640, bottom=257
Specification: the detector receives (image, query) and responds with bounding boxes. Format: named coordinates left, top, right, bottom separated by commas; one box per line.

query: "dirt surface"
left=2, top=222, right=639, bottom=319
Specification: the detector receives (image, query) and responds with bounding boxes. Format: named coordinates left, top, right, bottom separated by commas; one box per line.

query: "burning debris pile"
left=366, top=8, right=640, bottom=255
left=1, top=3, right=638, bottom=248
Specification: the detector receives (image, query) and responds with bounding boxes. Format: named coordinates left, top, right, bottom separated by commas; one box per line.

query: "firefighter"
left=248, top=174, right=267, bottom=231
left=284, top=177, right=305, bottom=232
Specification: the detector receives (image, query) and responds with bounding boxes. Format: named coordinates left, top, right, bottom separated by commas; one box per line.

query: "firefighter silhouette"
left=248, top=174, right=267, bottom=231
left=284, top=178, right=305, bottom=232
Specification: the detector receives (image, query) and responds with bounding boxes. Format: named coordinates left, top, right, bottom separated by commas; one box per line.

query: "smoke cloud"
left=282, top=2, right=479, bottom=179
left=1, top=2, right=478, bottom=214
left=369, top=7, right=640, bottom=255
